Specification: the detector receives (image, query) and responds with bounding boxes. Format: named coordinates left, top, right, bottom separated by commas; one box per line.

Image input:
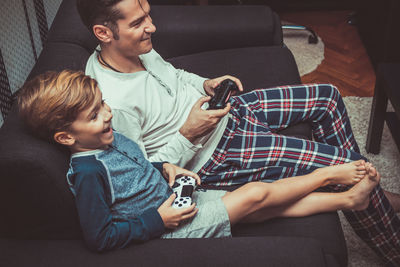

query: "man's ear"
left=54, top=131, right=75, bottom=146
left=93, top=25, right=114, bottom=43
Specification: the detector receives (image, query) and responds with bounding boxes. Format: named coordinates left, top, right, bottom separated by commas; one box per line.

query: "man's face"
left=111, top=0, right=156, bottom=57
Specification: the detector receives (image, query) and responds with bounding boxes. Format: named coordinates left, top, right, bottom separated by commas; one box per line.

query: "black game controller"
left=207, top=79, right=239, bottom=110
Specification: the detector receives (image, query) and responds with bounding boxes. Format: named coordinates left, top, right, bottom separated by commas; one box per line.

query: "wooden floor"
left=279, top=10, right=376, bottom=97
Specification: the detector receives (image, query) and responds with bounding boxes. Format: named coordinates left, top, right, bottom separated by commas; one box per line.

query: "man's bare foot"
left=314, top=160, right=367, bottom=186
left=384, top=190, right=400, bottom=213
left=366, top=162, right=400, bottom=212
left=345, top=166, right=381, bottom=211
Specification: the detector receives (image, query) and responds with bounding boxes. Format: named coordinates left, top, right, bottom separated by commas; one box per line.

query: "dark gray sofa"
left=0, top=0, right=348, bottom=266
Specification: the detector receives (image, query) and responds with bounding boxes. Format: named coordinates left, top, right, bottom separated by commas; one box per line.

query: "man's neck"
left=99, top=46, right=145, bottom=73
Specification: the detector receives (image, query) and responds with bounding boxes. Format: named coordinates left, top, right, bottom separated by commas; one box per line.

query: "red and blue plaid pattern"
left=199, top=84, right=400, bottom=266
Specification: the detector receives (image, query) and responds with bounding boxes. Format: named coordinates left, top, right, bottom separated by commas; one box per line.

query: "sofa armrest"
left=151, top=5, right=283, bottom=59
left=0, top=105, right=81, bottom=239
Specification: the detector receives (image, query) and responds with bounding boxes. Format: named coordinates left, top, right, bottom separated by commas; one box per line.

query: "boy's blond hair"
left=18, top=70, right=98, bottom=142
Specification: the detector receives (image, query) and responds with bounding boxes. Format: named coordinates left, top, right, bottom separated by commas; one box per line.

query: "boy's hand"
left=158, top=194, right=198, bottom=229
left=162, top=163, right=201, bottom=187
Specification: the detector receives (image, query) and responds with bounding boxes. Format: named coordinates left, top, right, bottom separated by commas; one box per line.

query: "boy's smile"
left=68, top=87, right=114, bottom=153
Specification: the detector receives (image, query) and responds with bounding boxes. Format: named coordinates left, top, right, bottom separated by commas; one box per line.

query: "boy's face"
left=111, top=0, right=155, bottom=58
left=67, top=87, right=114, bottom=153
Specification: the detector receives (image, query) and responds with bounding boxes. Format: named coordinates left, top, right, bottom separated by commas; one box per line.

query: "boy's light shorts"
left=161, top=189, right=231, bottom=238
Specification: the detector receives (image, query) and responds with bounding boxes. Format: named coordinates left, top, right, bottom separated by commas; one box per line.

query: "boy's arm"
left=151, top=162, right=168, bottom=173
left=72, top=167, right=165, bottom=252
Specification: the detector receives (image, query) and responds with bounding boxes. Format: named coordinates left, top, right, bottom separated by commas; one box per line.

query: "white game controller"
left=171, top=175, right=196, bottom=209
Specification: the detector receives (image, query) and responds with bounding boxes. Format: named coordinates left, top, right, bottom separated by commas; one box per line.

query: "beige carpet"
left=283, top=30, right=400, bottom=266
left=282, top=24, right=325, bottom=76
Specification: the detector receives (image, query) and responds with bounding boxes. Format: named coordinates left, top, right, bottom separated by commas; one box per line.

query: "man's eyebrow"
left=128, top=6, right=151, bottom=27
left=128, top=16, right=145, bottom=27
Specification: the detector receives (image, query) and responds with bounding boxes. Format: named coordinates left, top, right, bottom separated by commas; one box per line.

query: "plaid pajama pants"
left=199, top=84, right=400, bottom=266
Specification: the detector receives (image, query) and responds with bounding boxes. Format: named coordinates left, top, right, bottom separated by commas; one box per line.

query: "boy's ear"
left=93, top=24, right=114, bottom=43
left=54, top=131, right=75, bottom=146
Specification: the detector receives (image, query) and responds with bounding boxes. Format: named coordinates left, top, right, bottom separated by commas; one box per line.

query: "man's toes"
left=369, top=167, right=377, bottom=177
left=365, top=162, right=372, bottom=172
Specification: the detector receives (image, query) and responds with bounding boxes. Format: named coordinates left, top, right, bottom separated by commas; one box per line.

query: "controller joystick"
left=207, top=79, right=239, bottom=110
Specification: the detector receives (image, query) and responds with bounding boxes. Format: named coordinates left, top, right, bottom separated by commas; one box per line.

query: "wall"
left=0, top=0, right=63, bottom=127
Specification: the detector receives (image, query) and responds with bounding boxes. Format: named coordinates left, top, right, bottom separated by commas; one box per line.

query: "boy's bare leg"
left=222, top=160, right=366, bottom=224
left=242, top=166, right=380, bottom=223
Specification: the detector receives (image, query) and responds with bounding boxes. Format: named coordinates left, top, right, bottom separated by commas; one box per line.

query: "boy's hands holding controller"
left=157, top=194, right=198, bottom=229
left=158, top=163, right=200, bottom=229
left=161, top=163, right=201, bottom=187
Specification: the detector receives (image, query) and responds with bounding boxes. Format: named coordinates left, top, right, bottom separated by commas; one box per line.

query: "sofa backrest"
left=28, top=0, right=283, bottom=80
left=0, top=0, right=288, bottom=239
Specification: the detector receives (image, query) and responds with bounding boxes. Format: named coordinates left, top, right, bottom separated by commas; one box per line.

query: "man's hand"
left=203, top=75, right=244, bottom=96
left=162, top=163, right=201, bottom=187
left=157, top=194, right=198, bottom=229
left=179, top=96, right=230, bottom=143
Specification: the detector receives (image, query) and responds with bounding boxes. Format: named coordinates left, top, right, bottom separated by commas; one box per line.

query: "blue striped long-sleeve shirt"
left=66, top=132, right=173, bottom=252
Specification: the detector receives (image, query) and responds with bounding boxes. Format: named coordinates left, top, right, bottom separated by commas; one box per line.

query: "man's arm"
left=179, top=96, right=231, bottom=143
left=174, top=65, right=243, bottom=143
left=175, top=68, right=208, bottom=95
left=111, top=108, right=203, bottom=166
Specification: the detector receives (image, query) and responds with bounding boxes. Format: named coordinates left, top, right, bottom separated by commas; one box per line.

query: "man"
left=77, top=0, right=400, bottom=264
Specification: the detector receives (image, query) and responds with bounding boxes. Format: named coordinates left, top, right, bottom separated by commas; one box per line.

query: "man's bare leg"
left=222, top=160, right=366, bottom=224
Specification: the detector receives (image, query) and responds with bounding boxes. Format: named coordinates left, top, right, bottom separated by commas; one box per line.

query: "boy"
left=18, top=70, right=379, bottom=252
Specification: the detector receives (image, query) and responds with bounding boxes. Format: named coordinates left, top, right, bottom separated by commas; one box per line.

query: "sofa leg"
left=282, top=25, right=318, bottom=44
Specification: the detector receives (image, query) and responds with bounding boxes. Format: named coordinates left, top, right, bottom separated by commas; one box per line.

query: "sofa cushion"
left=45, top=0, right=97, bottom=53
left=233, top=212, right=348, bottom=267
left=28, top=43, right=90, bottom=81
left=168, top=46, right=301, bottom=91
left=0, top=237, right=329, bottom=267
left=151, top=5, right=282, bottom=58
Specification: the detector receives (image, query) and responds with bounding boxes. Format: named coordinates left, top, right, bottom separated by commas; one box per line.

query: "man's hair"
left=77, top=0, right=125, bottom=40
left=18, top=70, right=98, bottom=142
